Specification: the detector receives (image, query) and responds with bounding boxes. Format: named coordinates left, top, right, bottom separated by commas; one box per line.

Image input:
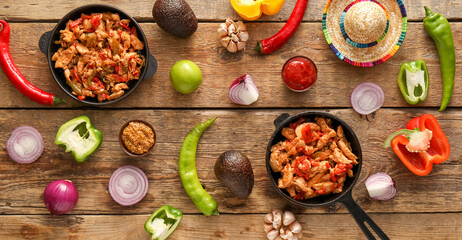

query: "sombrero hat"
left=322, top=0, right=407, bottom=67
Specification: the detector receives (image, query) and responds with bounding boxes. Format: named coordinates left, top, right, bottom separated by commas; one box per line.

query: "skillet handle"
left=339, top=191, right=389, bottom=240
left=144, top=53, right=158, bottom=80
left=273, top=113, right=290, bottom=129
left=39, top=31, right=52, bottom=56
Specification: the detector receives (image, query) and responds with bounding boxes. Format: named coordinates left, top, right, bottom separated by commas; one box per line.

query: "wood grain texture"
left=0, top=22, right=461, bottom=108
left=0, top=109, right=460, bottom=215
left=0, top=0, right=461, bottom=22
left=0, top=213, right=461, bottom=240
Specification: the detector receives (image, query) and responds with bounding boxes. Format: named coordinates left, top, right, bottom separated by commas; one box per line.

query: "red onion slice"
left=6, top=126, right=44, bottom=164
left=229, top=74, right=259, bottom=105
left=350, top=82, right=384, bottom=115
left=365, top=172, right=396, bottom=200
left=109, top=165, right=149, bottom=206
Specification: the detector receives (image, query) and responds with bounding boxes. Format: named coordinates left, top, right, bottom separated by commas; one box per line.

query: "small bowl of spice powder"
left=119, top=120, right=156, bottom=156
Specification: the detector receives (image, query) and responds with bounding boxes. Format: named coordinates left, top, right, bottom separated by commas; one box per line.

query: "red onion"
left=6, top=126, right=44, bottom=164
left=365, top=172, right=396, bottom=200
left=109, top=165, right=148, bottom=206
left=350, top=82, right=384, bottom=115
left=228, top=74, right=259, bottom=105
left=43, top=180, right=79, bottom=216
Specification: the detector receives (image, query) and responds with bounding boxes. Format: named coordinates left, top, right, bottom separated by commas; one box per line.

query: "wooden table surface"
left=0, top=0, right=461, bottom=239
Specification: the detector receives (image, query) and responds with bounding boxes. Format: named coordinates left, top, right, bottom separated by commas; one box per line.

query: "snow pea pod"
left=423, top=6, right=455, bottom=112
left=179, top=117, right=218, bottom=216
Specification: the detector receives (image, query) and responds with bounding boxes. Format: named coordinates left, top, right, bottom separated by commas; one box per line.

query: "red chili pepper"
left=255, top=0, right=308, bottom=54
left=386, top=114, right=450, bottom=176
left=289, top=118, right=304, bottom=129
left=316, top=188, right=326, bottom=194
left=301, top=124, right=312, bottom=143
left=98, top=51, right=108, bottom=60
left=0, top=21, right=63, bottom=106
left=118, top=22, right=132, bottom=33
left=293, top=156, right=304, bottom=177
left=102, top=93, right=109, bottom=100
left=115, top=64, right=119, bottom=73
left=72, top=68, right=81, bottom=82
left=90, top=14, right=101, bottom=29
left=78, top=95, right=85, bottom=100
left=69, top=18, right=83, bottom=29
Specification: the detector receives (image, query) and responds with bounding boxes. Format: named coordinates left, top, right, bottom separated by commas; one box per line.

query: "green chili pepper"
left=145, top=205, right=183, bottom=240
left=55, top=116, right=103, bottom=162
left=423, top=6, right=456, bottom=112
left=178, top=117, right=218, bottom=216
left=398, top=60, right=429, bottom=105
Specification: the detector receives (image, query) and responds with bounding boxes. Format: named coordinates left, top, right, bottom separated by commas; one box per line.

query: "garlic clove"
left=236, top=21, right=247, bottom=32
left=288, top=221, right=302, bottom=234
left=225, top=18, right=234, bottom=27
left=274, top=236, right=283, bottom=240
left=264, top=223, right=274, bottom=234
left=237, top=42, right=246, bottom=51
left=237, top=31, right=249, bottom=42
left=264, top=213, right=273, bottom=224
left=231, top=34, right=240, bottom=43
left=217, top=23, right=228, bottom=39
left=272, top=209, right=283, bottom=230
left=281, top=229, right=295, bottom=240
left=227, top=41, right=238, bottom=53
left=267, top=229, right=279, bottom=240
left=228, top=22, right=236, bottom=34
left=220, top=37, right=231, bottom=48
left=283, top=211, right=296, bottom=226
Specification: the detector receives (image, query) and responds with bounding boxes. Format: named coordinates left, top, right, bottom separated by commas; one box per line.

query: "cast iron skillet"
left=266, top=112, right=389, bottom=240
left=38, top=4, right=157, bottom=105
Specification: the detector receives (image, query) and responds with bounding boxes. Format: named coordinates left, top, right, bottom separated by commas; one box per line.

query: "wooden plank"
left=0, top=213, right=460, bottom=240
left=0, top=109, right=460, bottom=215
left=0, top=22, right=461, bottom=108
left=0, top=0, right=461, bottom=22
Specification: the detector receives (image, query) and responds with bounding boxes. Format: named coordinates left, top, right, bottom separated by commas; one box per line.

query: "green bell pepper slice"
left=55, top=116, right=103, bottom=162
left=145, top=205, right=183, bottom=240
left=397, top=60, right=429, bottom=105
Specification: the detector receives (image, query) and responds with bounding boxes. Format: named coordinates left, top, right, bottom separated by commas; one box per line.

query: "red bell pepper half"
left=383, top=114, right=450, bottom=176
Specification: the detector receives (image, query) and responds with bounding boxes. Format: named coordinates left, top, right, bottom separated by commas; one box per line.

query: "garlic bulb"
left=217, top=18, right=249, bottom=53
left=264, top=210, right=303, bottom=240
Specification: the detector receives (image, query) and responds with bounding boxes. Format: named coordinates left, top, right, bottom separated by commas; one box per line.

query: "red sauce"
left=282, top=56, right=317, bottom=92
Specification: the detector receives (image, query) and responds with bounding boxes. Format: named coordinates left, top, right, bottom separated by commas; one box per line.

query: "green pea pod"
left=55, top=116, right=103, bottom=162
left=398, top=60, right=429, bottom=105
left=179, top=117, right=218, bottom=216
left=145, top=205, right=183, bottom=240
left=423, top=6, right=455, bottom=112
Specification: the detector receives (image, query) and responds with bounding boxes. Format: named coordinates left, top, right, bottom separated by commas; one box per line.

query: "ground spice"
left=121, top=121, right=155, bottom=155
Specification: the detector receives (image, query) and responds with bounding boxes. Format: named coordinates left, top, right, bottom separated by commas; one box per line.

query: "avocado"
left=152, top=0, right=198, bottom=38
left=214, top=151, right=254, bottom=199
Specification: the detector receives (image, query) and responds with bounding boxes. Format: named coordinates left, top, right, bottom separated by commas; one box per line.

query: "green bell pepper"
left=145, top=205, right=183, bottom=240
left=397, top=60, right=429, bottom=105
left=55, top=116, right=103, bottom=162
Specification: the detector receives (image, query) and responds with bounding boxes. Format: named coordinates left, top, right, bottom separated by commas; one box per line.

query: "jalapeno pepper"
left=383, top=114, right=450, bottom=176
left=423, top=7, right=455, bottom=112
left=178, top=118, right=219, bottom=216
left=55, top=116, right=103, bottom=162
left=145, top=205, right=183, bottom=240
left=397, top=60, right=429, bottom=105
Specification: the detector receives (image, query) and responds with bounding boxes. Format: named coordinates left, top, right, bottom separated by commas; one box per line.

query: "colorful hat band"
left=322, top=0, right=408, bottom=67
left=339, top=0, right=390, bottom=48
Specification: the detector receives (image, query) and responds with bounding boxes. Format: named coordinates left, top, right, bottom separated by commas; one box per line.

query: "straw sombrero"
left=322, top=0, right=407, bottom=67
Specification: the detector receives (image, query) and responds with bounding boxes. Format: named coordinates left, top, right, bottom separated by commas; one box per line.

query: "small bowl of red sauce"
left=281, top=56, right=317, bottom=92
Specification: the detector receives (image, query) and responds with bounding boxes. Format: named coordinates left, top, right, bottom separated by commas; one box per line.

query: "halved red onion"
left=365, top=172, right=396, bottom=200
left=6, top=126, right=44, bottom=164
left=350, top=82, right=384, bottom=115
left=109, top=165, right=148, bottom=206
left=229, top=74, right=259, bottom=105
left=43, top=180, right=79, bottom=216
